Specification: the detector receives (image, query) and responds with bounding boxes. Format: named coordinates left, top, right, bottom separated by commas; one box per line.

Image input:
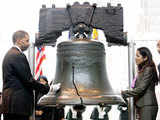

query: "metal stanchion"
left=28, top=42, right=35, bottom=75
left=128, top=41, right=135, bottom=120
left=28, top=42, right=35, bottom=120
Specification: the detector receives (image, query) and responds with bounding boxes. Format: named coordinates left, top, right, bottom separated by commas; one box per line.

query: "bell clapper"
left=73, top=104, right=86, bottom=120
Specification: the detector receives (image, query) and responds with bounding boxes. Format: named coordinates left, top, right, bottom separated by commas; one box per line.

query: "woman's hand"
left=121, top=90, right=129, bottom=96
left=121, top=90, right=129, bottom=104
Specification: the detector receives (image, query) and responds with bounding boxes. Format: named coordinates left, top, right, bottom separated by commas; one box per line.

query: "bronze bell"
left=38, top=38, right=124, bottom=106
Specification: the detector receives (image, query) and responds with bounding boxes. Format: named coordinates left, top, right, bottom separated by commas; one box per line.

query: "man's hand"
left=35, top=110, right=43, bottom=116
left=50, top=83, right=61, bottom=94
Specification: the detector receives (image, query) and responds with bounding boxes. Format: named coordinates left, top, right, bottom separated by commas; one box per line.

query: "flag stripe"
left=36, top=51, right=45, bottom=68
left=35, top=54, right=45, bottom=74
left=35, top=68, right=42, bottom=80
left=36, top=51, right=46, bottom=64
left=35, top=46, right=46, bottom=80
left=36, top=51, right=40, bottom=61
left=36, top=47, right=45, bottom=61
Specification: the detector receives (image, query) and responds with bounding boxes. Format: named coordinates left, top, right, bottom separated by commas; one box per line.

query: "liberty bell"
left=37, top=3, right=126, bottom=106
left=39, top=28, right=124, bottom=106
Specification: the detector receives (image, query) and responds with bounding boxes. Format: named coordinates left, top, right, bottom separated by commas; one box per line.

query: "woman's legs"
left=140, top=106, right=158, bottom=120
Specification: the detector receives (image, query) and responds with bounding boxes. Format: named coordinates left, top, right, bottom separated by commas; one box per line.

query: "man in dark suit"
left=2, top=30, right=50, bottom=120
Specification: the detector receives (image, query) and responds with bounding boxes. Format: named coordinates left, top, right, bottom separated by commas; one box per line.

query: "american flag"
left=35, top=46, right=46, bottom=80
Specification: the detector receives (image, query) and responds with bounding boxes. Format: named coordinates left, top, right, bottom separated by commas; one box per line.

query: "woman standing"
left=122, top=47, right=159, bottom=120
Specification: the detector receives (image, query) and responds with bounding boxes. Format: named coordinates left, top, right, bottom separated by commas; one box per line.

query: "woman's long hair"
left=137, top=47, right=159, bottom=85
